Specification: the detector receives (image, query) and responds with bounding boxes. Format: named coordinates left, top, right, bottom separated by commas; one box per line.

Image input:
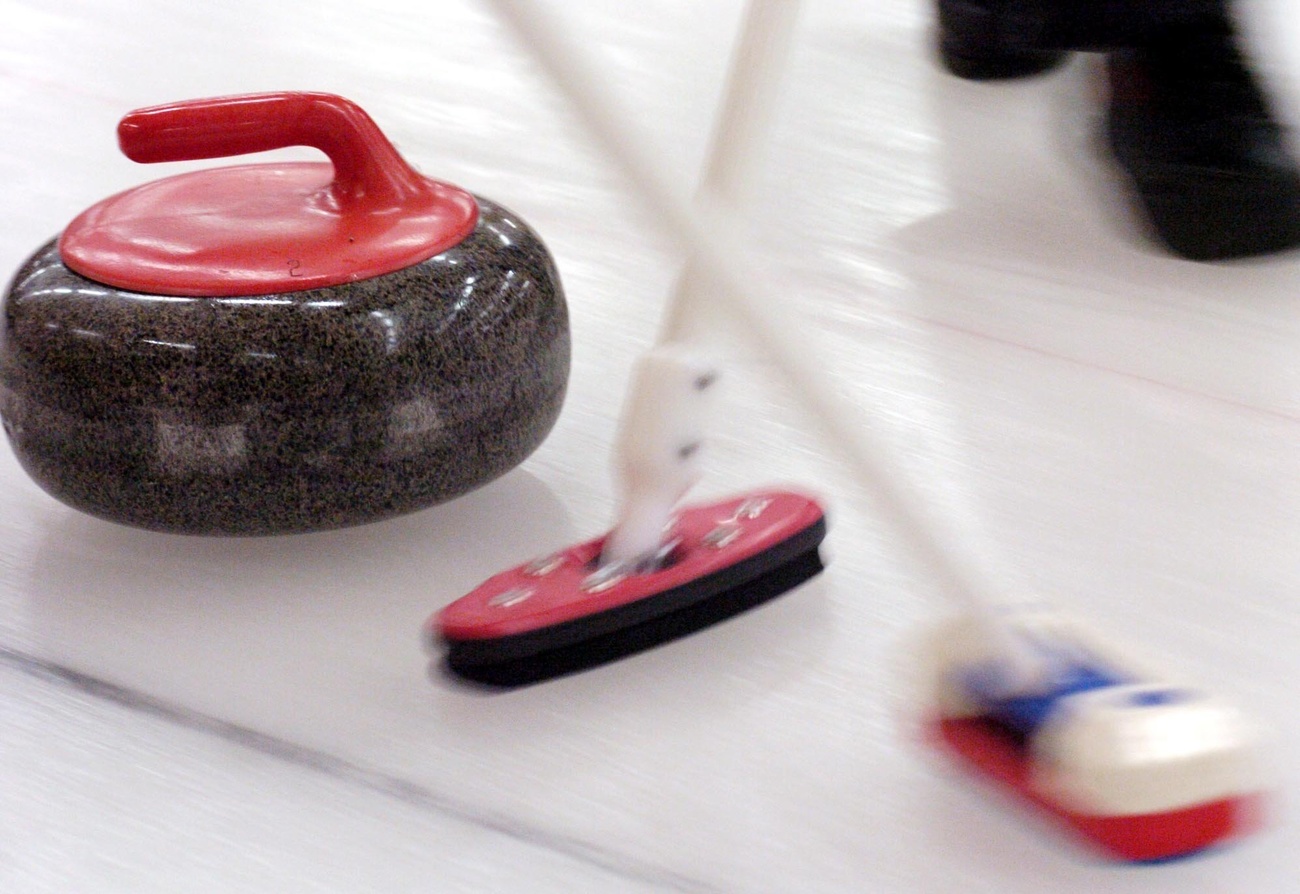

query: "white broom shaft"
left=659, top=0, right=800, bottom=342
left=697, top=0, right=799, bottom=205
left=483, top=0, right=1035, bottom=649
left=612, top=2, right=799, bottom=564
left=603, top=346, right=719, bottom=566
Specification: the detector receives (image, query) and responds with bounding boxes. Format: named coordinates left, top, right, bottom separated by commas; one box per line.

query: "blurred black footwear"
left=1105, top=21, right=1300, bottom=260
left=935, top=0, right=1300, bottom=260
left=936, top=0, right=1067, bottom=80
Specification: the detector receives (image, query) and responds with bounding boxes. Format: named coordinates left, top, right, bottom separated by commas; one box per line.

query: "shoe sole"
left=939, top=37, right=1068, bottom=82
left=1109, top=159, right=1300, bottom=261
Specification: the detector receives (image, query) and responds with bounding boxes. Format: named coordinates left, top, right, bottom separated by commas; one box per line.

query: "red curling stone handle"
left=116, top=92, right=428, bottom=209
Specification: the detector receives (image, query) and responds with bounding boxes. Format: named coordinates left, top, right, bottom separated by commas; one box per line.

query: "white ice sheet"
left=2, top=1, right=1298, bottom=891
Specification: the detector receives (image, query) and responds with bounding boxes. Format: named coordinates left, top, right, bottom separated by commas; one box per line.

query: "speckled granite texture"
left=0, top=197, right=569, bottom=534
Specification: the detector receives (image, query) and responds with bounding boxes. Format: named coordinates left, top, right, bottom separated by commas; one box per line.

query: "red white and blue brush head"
left=924, top=610, right=1265, bottom=861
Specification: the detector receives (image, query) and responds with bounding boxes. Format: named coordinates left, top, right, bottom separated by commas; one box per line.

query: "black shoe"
left=936, top=0, right=1068, bottom=81
left=1105, top=22, right=1300, bottom=260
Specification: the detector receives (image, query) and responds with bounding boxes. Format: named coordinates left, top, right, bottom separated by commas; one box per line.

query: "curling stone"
left=0, top=92, right=569, bottom=534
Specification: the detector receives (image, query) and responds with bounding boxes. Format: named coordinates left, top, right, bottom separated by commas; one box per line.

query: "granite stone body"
left=0, top=197, right=569, bottom=534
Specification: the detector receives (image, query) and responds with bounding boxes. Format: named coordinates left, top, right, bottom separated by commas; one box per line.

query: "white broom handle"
left=658, top=0, right=801, bottom=341
left=607, top=0, right=798, bottom=562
